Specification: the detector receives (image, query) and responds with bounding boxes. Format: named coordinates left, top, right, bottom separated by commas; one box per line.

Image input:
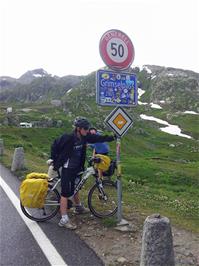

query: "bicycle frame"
left=20, top=162, right=118, bottom=221
left=69, top=167, right=96, bottom=200
left=50, top=166, right=96, bottom=201
left=48, top=155, right=117, bottom=207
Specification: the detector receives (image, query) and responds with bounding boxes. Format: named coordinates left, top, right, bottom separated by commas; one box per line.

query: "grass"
left=101, top=217, right=118, bottom=227
left=0, top=123, right=198, bottom=233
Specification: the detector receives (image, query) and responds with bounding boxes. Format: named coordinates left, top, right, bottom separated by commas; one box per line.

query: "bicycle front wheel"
left=88, top=180, right=117, bottom=218
left=20, top=184, right=60, bottom=222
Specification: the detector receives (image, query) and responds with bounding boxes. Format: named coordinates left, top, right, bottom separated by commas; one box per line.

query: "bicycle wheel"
left=20, top=184, right=60, bottom=222
left=88, top=180, right=117, bottom=218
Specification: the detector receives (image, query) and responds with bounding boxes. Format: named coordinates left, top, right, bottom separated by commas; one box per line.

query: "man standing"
left=89, top=127, right=112, bottom=179
left=89, top=127, right=110, bottom=156
left=51, top=117, right=115, bottom=229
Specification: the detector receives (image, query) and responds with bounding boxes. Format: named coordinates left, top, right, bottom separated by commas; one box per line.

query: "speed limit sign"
left=99, top=29, right=135, bottom=70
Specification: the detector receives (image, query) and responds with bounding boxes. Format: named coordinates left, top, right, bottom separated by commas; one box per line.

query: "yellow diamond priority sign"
left=105, top=107, right=133, bottom=137
left=113, top=114, right=127, bottom=129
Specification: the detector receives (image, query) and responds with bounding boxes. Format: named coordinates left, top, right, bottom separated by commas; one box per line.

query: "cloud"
left=0, top=0, right=198, bottom=77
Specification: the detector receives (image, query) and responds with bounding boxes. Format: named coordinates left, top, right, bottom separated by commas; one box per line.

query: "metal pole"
left=116, top=137, right=122, bottom=222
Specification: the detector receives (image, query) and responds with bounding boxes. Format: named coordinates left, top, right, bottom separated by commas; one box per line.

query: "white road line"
left=0, top=176, right=68, bottom=266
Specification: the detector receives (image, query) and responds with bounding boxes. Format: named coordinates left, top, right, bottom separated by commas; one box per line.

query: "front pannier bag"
left=20, top=173, right=48, bottom=208
left=94, top=154, right=111, bottom=171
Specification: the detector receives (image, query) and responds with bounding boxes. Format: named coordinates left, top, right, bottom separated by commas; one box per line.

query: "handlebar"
left=88, top=156, right=101, bottom=166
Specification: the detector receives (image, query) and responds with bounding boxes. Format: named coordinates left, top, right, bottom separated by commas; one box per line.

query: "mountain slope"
left=0, top=68, right=83, bottom=102
left=18, top=68, right=49, bottom=84
left=1, top=66, right=199, bottom=139
left=0, top=66, right=198, bottom=112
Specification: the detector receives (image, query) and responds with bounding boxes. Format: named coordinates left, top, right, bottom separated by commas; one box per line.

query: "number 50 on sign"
left=99, top=29, right=135, bottom=70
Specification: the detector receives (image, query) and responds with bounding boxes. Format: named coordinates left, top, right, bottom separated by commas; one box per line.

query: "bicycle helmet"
left=73, top=117, right=90, bottom=129
left=89, top=127, right=97, bottom=131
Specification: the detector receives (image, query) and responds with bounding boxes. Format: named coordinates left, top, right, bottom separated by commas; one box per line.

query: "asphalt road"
left=0, top=164, right=104, bottom=266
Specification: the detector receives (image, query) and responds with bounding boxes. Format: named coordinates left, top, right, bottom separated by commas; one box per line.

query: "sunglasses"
left=82, top=127, right=89, bottom=130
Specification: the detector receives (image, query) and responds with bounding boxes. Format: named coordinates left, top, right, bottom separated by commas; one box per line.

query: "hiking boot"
left=58, top=219, right=77, bottom=230
left=74, top=205, right=90, bottom=214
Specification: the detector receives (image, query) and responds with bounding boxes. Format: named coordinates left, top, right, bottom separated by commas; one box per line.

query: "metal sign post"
left=105, top=107, right=133, bottom=224
left=98, top=29, right=137, bottom=226
left=116, top=137, right=122, bottom=222
left=116, top=137, right=129, bottom=225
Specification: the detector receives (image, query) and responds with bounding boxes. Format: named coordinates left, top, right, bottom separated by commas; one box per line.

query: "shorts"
left=61, top=168, right=80, bottom=197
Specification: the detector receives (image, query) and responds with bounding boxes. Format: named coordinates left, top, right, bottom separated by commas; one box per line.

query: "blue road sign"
left=96, top=69, right=137, bottom=107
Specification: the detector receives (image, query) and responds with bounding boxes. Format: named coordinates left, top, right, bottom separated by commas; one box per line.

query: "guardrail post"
left=140, top=214, right=175, bottom=266
left=0, top=139, right=4, bottom=155
left=11, top=147, right=25, bottom=171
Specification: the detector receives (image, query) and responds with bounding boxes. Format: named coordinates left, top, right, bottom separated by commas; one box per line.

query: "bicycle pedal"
left=98, top=194, right=103, bottom=200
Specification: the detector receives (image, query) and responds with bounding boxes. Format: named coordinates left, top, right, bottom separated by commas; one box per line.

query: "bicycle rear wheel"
left=88, top=180, right=117, bottom=218
left=20, top=184, right=60, bottom=222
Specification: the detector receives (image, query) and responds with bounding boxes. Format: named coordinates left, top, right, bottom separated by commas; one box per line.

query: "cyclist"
left=50, top=117, right=115, bottom=229
left=89, top=127, right=110, bottom=156
left=89, top=127, right=111, bottom=179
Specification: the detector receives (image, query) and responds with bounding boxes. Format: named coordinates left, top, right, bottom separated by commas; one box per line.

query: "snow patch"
left=150, top=103, right=162, bottom=109
left=21, top=108, right=32, bottom=112
left=184, top=111, right=199, bottom=115
left=160, top=125, right=192, bottom=139
left=33, top=74, right=42, bottom=77
left=138, top=88, right=145, bottom=99
left=138, top=88, right=148, bottom=105
left=140, top=114, right=192, bottom=139
left=135, top=65, right=144, bottom=71
left=143, top=66, right=152, bottom=74
left=138, top=101, right=148, bottom=105
left=67, top=89, right=72, bottom=94
left=140, top=115, right=168, bottom=125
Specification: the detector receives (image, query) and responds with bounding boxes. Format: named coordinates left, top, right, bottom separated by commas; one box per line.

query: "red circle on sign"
left=99, top=29, right=135, bottom=70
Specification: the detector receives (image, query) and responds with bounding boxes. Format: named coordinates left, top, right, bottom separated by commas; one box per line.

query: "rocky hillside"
left=1, top=65, right=198, bottom=135
left=1, top=66, right=198, bottom=112
left=61, top=65, right=199, bottom=115
left=0, top=68, right=83, bottom=102
left=0, top=76, right=19, bottom=92
left=138, top=65, right=199, bottom=111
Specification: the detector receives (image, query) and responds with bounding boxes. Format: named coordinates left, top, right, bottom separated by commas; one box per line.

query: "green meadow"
left=1, top=120, right=198, bottom=232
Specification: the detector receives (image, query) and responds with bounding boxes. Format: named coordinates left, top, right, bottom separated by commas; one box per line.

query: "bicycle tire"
left=88, top=180, right=118, bottom=218
left=20, top=184, right=60, bottom=222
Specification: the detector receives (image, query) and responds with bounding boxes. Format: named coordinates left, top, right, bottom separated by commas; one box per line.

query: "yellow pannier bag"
left=26, top=172, right=49, bottom=180
left=20, top=177, right=48, bottom=208
left=94, top=154, right=111, bottom=171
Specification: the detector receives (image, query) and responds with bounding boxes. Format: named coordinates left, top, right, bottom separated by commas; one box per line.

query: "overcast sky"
left=0, top=0, right=199, bottom=78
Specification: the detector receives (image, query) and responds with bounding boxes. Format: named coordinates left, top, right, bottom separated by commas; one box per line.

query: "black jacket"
left=51, top=131, right=115, bottom=170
